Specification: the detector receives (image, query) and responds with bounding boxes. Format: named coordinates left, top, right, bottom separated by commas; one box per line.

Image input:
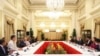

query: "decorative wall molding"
left=28, top=5, right=77, bottom=10
left=78, top=14, right=86, bottom=21
left=2, top=0, right=29, bottom=21
left=22, top=0, right=30, bottom=9
left=22, top=14, right=29, bottom=21
left=90, top=5, right=100, bottom=15
left=23, top=0, right=30, bottom=8
left=5, top=15, right=14, bottom=24
left=91, top=12, right=100, bottom=20
left=0, top=1, right=5, bottom=10
left=77, top=0, right=85, bottom=9
left=92, top=0, right=100, bottom=8
left=3, top=0, right=19, bottom=15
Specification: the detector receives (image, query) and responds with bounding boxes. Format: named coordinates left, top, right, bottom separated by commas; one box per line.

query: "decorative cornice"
left=2, top=0, right=19, bottom=15
left=77, top=0, right=85, bottom=9
left=4, top=6, right=18, bottom=15
left=22, top=14, right=29, bottom=21
left=2, top=0, right=29, bottom=23
left=0, top=1, right=5, bottom=10
left=23, top=0, right=30, bottom=9
left=3, top=9, right=17, bottom=19
left=90, top=5, right=100, bottom=15
left=28, top=5, right=77, bottom=10
left=78, top=14, right=86, bottom=21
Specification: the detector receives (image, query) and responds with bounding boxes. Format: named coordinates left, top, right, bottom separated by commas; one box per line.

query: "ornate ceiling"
left=23, top=0, right=79, bottom=10
left=29, top=0, right=79, bottom=5
left=23, top=0, right=79, bottom=30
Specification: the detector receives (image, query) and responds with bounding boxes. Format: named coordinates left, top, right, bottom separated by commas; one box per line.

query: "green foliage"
left=45, top=43, right=67, bottom=54
left=30, top=28, right=33, bottom=38
left=72, top=28, right=77, bottom=37
left=62, top=32, right=66, bottom=40
left=41, top=32, right=45, bottom=40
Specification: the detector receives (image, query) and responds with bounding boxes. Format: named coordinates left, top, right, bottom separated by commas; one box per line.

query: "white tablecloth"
left=9, top=41, right=100, bottom=56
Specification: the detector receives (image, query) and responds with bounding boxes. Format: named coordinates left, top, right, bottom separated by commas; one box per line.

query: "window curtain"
left=94, top=23, right=100, bottom=38
left=4, top=18, right=14, bottom=42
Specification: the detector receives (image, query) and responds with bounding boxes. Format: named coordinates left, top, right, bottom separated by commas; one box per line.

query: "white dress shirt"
left=7, top=40, right=17, bottom=51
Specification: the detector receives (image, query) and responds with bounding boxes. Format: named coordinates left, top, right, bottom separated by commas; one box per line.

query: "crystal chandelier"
left=46, top=0, right=64, bottom=11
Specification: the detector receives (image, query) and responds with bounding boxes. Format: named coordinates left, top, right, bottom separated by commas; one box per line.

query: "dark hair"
left=0, top=39, right=5, bottom=44
left=11, top=35, right=15, bottom=40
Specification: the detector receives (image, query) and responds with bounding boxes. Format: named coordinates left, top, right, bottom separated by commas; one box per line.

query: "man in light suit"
left=7, top=35, right=18, bottom=54
left=0, top=39, right=7, bottom=56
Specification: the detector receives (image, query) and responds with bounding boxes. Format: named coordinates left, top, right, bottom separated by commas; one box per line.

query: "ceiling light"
left=50, top=22, right=56, bottom=28
left=48, top=11, right=61, bottom=19
left=56, top=29, right=62, bottom=32
left=35, top=11, right=71, bottom=18
left=39, top=22, right=45, bottom=28
left=61, top=23, right=66, bottom=28
left=44, top=29, right=49, bottom=32
left=46, top=0, right=64, bottom=10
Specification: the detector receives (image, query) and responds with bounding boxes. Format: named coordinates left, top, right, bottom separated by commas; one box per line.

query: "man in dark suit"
left=85, top=37, right=93, bottom=46
left=95, top=38, right=100, bottom=51
left=76, top=37, right=84, bottom=45
left=17, top=38, right=26, bottom=48
left=70, top=36, right=77, bottom=43
left=0, top=39, right=7, bottom=56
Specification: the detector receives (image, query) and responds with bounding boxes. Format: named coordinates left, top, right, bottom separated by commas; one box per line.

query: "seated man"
left=8, top=35, right=20, bottom=54
left=0, top=39, right=8, bottom=56
left=70, top=36, right=77, bottom=43
left=76, top=37, right=84, bottom=45
left=84, top=37, right=93, bottom=46
left=95, top=38, right=100, bottom=51
left=17, top=38, right=26, bottom=48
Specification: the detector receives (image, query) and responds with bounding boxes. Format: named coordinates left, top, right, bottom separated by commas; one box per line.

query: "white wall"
left=78, top=0, right=100, bottom=38
left=0, top=0, right=29, bottom=41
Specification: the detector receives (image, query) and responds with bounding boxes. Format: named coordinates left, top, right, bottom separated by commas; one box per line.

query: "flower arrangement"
left=45, top=43, right=67, bottom=54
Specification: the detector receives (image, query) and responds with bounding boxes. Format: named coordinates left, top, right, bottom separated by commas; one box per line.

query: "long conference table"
left=9, top=41, right=100, bottom=56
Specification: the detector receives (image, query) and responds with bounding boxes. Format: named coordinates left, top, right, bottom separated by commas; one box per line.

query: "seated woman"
left=24, top=37, right=30, bottom=46
left=90, top=37, right=97, bottom=49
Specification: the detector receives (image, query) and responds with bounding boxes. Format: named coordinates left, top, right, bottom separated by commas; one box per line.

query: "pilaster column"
left=91, top=18, right=95, bottom=39
left=71, top=11, right=76, bottom=29
left=0, top=10, right=4, bottom=37
left=27, top=10, right=33, bottom=30
left=16, top=0, right=22, bottom=12
left=71, top=10, right=81, bottom=37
